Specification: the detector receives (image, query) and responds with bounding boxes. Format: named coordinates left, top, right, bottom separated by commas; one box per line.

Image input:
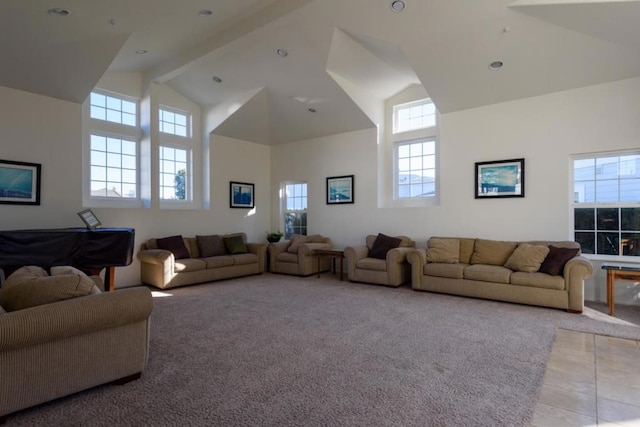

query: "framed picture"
left=77, top=208, right=102, bottom=229
left=475, top=158, right=525, bottom=199
left=230, top=181, right=255, bottom=208
left=0, top=159, right=41, bottom=205
left=326, top=175, right=354, bottom=204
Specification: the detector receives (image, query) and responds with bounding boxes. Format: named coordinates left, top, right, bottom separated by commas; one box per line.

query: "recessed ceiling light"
left=212, top=76, right=222, bottom=83
left=489, top=61, right=503, bottom=70
left=136, top=49, right=148, bottom=54
left=308, top=108, right=317, bottom=113
left=277, top=49, right=288, bottom=58
left=390, top=1, right=405, bottom=13
left=47, top=8, right=70, bottom=17
left=198, top=9, right=213, bottom=16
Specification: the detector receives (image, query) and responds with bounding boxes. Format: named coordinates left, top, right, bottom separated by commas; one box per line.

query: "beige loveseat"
left=137, top=233, right=266, bottom=289
left=344, top=234, right=415, bottom=287
left=407, top=237, right=593, bottom=312
left=0, top=267, right=152, bottom=421
left=268, top=234, right=333, bottom=276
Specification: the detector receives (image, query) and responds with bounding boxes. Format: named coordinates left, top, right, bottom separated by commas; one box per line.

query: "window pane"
left=107, top=168, right=121, bottom=182
left=91, top=150, right=106, bottom=166
left=175, top=149, right=187, bottom=162
left=596, top=157, right=618, bottom=180
left=175, top=114, right=187, bottom=126
left=107, top=152, right=121, bottom=168
left=122, top=155, right=136, bottom=170
left=398, top=145, right=410, bottom=159
left=396, top=139, right=437, bottom=199
left=596, top=208, right=618, bottom=231
left=122, top=169, right=136, bottom=183
left=621, top=208, right=640, bottom=231
left=122, top=113, right=136, bottom=127
left=595, top=180, right=618, bottom=202
left=91, top=92, right=106, bottom=107
left=122, top=141, right=136, bottom=156
left=620, top=178, right=640, bottom=202
left=574, top=181, right=595, bottom=203
left=91, top=166, right=106, bottom=181
left=575, top=232, right=595, bottom=254
left=91, top=135, right=106, bottom=151
left=106, top=109, right=121, bottom=123
left=122, top=100, right=136, bottom=114
left=122, top=183, right=136, bottom=198
left=622, top=233, right=640, bottom=256
left=90, top=92, right=137, bottom=125
left=106, top=96, right=121, bottom=111
left=574, top=208, right=594, bottom=230
left=597, top=232, right=619, bottom=255
left=106, top=138, right=120, bottom=153
left=574, top=159, right=594, bottom=181
left=90, top=106, right=106, bottom=120
left=620, top=155, right=640, bottom=178
left=175, top=125, right=187, bottom=137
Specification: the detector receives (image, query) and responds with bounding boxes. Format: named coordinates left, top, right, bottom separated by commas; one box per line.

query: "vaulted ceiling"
left=2, top=0, right=640, bottom=144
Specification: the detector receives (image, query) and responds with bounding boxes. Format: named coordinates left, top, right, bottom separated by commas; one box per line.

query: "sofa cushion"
left=356, top=257, right=387, bottom=271
left=306, top=234, right=328, bottom=244
left=368, top=233, right=401, bottom=259
left=203, top=256, right=234, bottom=268
left=232, top=253, right=259, bottom=266
left=510, top=272, right=565, bottom=290
left=287, top=235, right=308, bottom=253
left=424, top=263, right=467, bottom=279
left=196, top=235, right=227, bottom=257
left=539, top=246, right=580, bottom=276
left=470, top=239, right=517, bottom=266
left=458, top=238, right=476, bottom=264
left=223, top=235, right=248, bottom=254
left=504, top=243, right=550, bottom=273
left=463, top=264, right=512, bottom=284
left=426, top=238, right=460, bottom=263
left=156, top=235, right=191, bottom=259
left=174, top=258, right=207, bottom=273
left=0, top=265, right=95, bottom=312
left=277, top=252, right=299, bottom=263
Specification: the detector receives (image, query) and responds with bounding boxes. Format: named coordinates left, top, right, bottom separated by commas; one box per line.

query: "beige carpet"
left=5, top=273, right=640, bottom=426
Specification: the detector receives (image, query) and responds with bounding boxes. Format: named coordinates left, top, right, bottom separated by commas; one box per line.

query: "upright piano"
left=0, top=227, right=135, bottom=291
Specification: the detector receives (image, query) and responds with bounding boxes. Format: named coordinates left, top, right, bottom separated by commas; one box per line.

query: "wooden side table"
left=315, top=248, right=345, bottom=281
left=601, top=265, right=640, bottom=316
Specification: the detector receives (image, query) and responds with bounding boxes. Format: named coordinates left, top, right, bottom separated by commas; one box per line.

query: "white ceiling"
left=2, top=0, right=640, bottom=144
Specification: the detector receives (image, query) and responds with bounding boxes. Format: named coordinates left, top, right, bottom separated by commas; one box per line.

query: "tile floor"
left=531, top=329, right=640, bottom=426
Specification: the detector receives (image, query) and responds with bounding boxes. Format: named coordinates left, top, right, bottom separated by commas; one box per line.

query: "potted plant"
left=266, top=230, right=284, bottom=243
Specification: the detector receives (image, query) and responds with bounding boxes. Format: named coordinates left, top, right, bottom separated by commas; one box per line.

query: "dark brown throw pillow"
left=156, top=235, right=191, bottom=259
left=368, top=233, right=402, bottom=260
left=196, top=235, right=226, bottom=257
left=539, top=245, right=580, bottom=276
left=223, top=235, right=248, bottom=254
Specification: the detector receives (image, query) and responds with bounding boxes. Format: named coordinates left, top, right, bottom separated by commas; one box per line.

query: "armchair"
left=268, top=234, right=333, bottom=276
left=344, top=234, right=415, bottom=287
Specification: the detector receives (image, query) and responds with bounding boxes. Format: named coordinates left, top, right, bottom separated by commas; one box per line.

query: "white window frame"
left=394, top=138, right=437, bottom=200
left=393, top=98, right=436, bottom=134
left=159, top=144, right=192, bottom=203
left=89, top=132, right=139, bottom=200
left=83, top=90, right=142, bottom=208
left=159, top=106, right=191, bottom=138
left=281, top=181, right=308, bottom=239
left=571, top=149, right=640, bottom=260
left=90, top=91, right=137, bottom=127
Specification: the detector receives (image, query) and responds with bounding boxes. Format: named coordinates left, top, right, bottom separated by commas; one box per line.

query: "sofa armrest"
left=0, top=287, right=153, bottom=351
left=137, top=249, right=173, bottom=265
left=247, top=243, right=267, bottom=272
left=407, top=249, right=427, bottom=288
left=563, top=255, right=593, bottom=312
left=386, top=247, right=414, bottom=264
left=344, top=246, right=369, bottom=280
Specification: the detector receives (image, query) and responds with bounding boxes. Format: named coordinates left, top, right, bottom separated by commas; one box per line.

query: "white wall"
left=271, top=77, right=640, bottom=305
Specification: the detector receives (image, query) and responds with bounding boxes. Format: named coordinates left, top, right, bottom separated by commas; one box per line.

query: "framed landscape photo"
left=230, top=181, right=255, bottom=208
left=326, top=175, right=354, bottom=205
left=0, top=159, right=41, bottom=205
left=475, top=158, right=525, bottom=199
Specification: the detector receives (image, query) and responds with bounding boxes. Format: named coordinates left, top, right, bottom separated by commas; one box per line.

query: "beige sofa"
left=268, top=234, right=333, bottom=276
left=0, top=269, right=152, bottom=420
left=344, top=234, right=415, bottom=287
left=407, top=237, right=593, bottom=312
left=137, top=233, right=266, bottom=289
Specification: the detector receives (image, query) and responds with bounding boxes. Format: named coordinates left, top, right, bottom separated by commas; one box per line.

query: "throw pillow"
left=196, top=234, right=227, bottom=257
left=287, top=235, right=309, bottom=253
left=426, top=238, right=460, bottom=263
left=539, top=245, right=580, bottom=276
left=368, top=233, right=402, bottom=260
left=0, top=266, right=95, bottom=312
left=470, top=239, right=518, bottom=266
left=504, top=243, right=550, bottom=273
left=156, top=235, right=191, bottom=259
left=223, top=235, right=248, bottom=254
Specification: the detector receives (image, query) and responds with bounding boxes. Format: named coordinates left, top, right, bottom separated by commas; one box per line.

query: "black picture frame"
left=77, top=208, right=102, bottom=229
left=326, top=175, right=354, bottom=205
left=0, top=159, right=41, bottom=205
left=475, top=158, right=525, bottom=199
left=230, top=181, right=255, bottom=208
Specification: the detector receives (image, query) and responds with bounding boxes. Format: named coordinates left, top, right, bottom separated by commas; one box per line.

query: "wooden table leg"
left=607, top=270, right=615, bottom=316
left=105, top=266, right=116, bottom=292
